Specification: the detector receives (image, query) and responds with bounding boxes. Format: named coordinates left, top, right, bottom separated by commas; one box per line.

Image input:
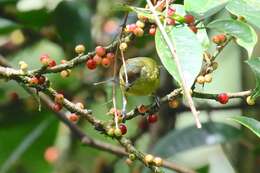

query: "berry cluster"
left=212, top=34, right=227, bottom=45
left=107, top=124, right=128, bottom=137
left=40, top=54, right=56, bottom=67
left=137, top=104, right=158, bottom=124
left=144, top=154, right=163, bottom=167
left=86, top=46, right=115, bottom=70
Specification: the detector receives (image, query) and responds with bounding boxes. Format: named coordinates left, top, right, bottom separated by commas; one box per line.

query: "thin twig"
left=146, top=0, right=202, bottom=128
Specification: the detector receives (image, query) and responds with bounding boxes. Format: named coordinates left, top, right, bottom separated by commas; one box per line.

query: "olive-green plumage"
left=119, top=57, right=160, bottom=96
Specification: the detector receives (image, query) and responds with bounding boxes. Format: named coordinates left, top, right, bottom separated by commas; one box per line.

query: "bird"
left=119, top=57, right=160, bottom=117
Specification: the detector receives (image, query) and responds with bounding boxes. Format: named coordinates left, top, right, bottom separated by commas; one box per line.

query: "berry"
left=101, top=58, right=111, bottom=68
left=95, top=46, right=106, bottom=57
left=37, top=75, right=46, bottom=84
left=246, top=96, right=255, bottom=106
left=136, top=20, right=145, bottom=28
left=60, top=70, right=70, bottom=78
left=218, top=34, right=226, bottom=42
left=144, top=154, right=154, bottom=164
left=40, top=54, right=50, bottom=66
left=75, top=102, right=84, bottom=109
left=147, top=114, right=158, bottom=123
left=166, top=18, right=175, bottom=25
left=137, top=104, right=148, bottom=113
left=168, top=99, right=179, bottom=109
left=86, top=59, right=97, bottom=70
left=44, top=146, right=59, bottom=164
left=189, top=25, right=198, bottom=33
left=149, top=26, right=156, bottom=36
left=167, top=7, right=176, bottom=16
left=134, top=27, right=144, bottom=37
left=68, top=113, right=79, bottom=122
left=54, top=93, right=64, bottom=104
left=119, top=42, right=128, bottom=51
left=125, top=24, right=137, bottom=33
left=19, top=61, right=28, bottom=71
left=204, top=74, right=212, bottom=83
left=29, top=76, right=39, bottom=85
left=212, top=34, right=226, bottom=44
left=196, top=75, right=205, bottom=84
left=93, top=54, right=102, bottom=65
left=107, top=128, right=115, bottom=136
left=114, top=128, right=122, bottom=137
left=48, top=60, right=56, bottom=67
left=184, top=14, right=195, bottom=24
left=119, top=124, right=127, bottom=135
left=217, top=93, right=229, bottom=104
left=153, top=157, right=163, bottom=167
left=129, top=154, right=136, bottom=161
left=106, top=52, right=115, bottom=61
left=212, top=35, right=221, bottom=44
left=75, top=44, right=85, bottom=54
left=52, top=103, right=62, bottom=112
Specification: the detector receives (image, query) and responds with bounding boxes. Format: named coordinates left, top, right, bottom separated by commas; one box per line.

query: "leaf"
left=226, top=0, right=260, bottom=28
left=246, top=57, right=260, bottom=99
left=0, top=17, right=20, bottom=34
left=228, top=116, right=260, bottom=138
left=54, top=0, right=92, bottom=51
left=155, top=25, right=203, bottom=88
left=184, top=0, right=229, bottom=19
left=207, top=19, right=257, bottom=57
left=151, top=122, right=241, bottom=158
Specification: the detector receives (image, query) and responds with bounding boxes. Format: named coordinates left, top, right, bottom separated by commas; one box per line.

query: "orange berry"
left=93, top=54, right=102, bottom=65
left=101, top=58, right=111, bottom=68
left=44, top=146, right=59, bottom=164
left=95, top=46, right=106, bottom=57
left=68, top=113, right=79, bottom=122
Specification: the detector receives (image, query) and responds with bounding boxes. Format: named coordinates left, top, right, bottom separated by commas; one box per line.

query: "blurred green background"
left=0, top=0, right=259, bottom=173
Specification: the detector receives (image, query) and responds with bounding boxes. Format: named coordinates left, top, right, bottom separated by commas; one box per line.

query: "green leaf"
left=0, top=18, right=20, bottom=34
left=151, top=122, right=241, bottom=158
left=246, top=57, right=260, bottom=99
left=155, top=26, right=203, bottom=88
left=226, top=0, right=260, bottom=28
left=207, top=19, right=257, bottom=57
left=228, top=116, right=260, bottom=138
left=54, top=0, right=92, bottom=51
left=184, top=0, right=229, bottom=19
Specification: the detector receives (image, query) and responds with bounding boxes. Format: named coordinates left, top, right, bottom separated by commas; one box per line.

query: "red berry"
left=93, top=54, right=102, bottom=65
left=167, top=7, right=176, bottom=16
left=9, top=92, right=19, bottom=102
left=119, top=124, right=127, bottom=135
left=217, top=93, right=229, bottom=104
left=149, top=27, right=156, bottom=36
left=102, top=58, right=111, bottom=68
left=68, top=113, right=79, bottom=122
left=218, top=34, right=226, bottom=42
left=106, top=52, right=115, bottom=61
left=166, top=18, right=175, bottom=25
left=212, top=35, right=221, bottom=44
left=29, top=76, right=39, bottom=85
left=184, top=14, right=195, bottom=24
left=48, top=60, right=56, bottom=67
left=147, top=114, right=158, bottom=123
left=189, top=25, right=198, bottom=33
left=37, top=75, right=46, bottom=84
left=86, top=59, right=97, bottom=70
left=95, top=46, right=106, bottom=57
left=52, top=103, right=62, bottom=112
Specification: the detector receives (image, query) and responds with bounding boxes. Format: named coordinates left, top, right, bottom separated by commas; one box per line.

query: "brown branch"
left=0, top=56, right=197, bottom=173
